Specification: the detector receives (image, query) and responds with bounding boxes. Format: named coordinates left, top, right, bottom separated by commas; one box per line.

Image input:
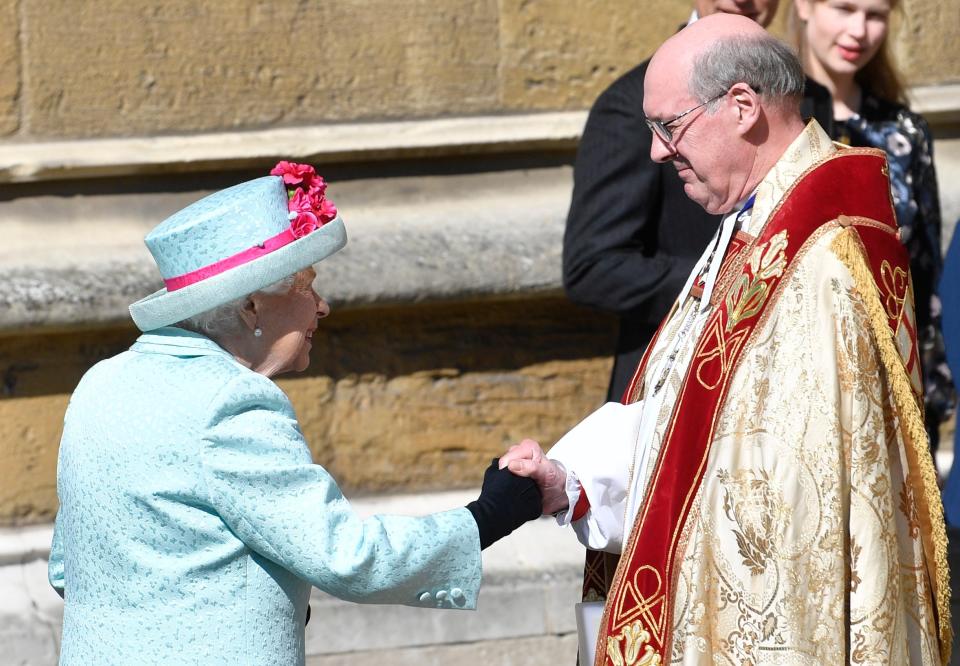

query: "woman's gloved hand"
left=466, top=459, right=543, bottom=550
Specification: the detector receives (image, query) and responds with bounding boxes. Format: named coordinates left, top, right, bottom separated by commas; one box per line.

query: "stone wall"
left=2, top=0, right=685, bottom=139
left=0, top=1, right=17, bottom=136
left=1, top=0, right=956, bottom=140
left=894, top=0, right=960, bottom=84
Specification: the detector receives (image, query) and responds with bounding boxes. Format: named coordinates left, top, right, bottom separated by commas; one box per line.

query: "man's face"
left=694, top=0, right=780, bottom=27
left=643, top=67, right=745, bottom=215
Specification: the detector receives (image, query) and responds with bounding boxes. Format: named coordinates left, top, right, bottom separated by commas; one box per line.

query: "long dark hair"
left=856, top=36, right=906, bottom=103
left=787, top=0, right=907, bottom=104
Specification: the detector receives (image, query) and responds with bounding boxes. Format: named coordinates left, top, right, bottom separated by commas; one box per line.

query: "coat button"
left=418, top=592, right=432, bottom=603
left=450, top=588, right=464, bottom=601
left=436, top=590, right=448, bottom=600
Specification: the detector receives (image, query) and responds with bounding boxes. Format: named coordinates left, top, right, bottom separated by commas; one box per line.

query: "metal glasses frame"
left=644, top=90, right=728, bottom=144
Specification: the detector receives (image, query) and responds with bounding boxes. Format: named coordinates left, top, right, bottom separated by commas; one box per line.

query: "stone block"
left=22, top=0, right=499, bottom=138
left=894, top=0, right=960, bottom=85
left=0, top=396, right=67, bottom=525
left=0, top=0, right=19, bottom=136
left=0, top=556, right=63, bottom=665
left=497, top=0, right=692, bottom=112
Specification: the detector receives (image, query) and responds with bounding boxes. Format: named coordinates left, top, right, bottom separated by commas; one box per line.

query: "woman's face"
left=797, top=0, right=891, bottom=79
left=253, top=268, right=329, bottom=377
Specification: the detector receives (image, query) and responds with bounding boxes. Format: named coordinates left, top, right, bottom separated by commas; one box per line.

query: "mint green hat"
left=129, top=164, right=346, bottom=332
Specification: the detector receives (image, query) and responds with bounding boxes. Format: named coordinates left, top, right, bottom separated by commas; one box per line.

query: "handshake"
left=466, top=439, right=571, bottom=550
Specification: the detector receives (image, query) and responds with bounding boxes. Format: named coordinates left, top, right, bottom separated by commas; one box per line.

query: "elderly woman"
left=47, top=162, right=541, bottom=665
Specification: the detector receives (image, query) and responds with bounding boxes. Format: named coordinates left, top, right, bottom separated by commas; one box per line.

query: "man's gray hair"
left=175, top=274, right=296, bottom=340
left=689, top=34, right=805, bottom=111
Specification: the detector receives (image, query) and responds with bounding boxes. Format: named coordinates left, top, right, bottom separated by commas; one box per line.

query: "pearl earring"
left=254, top=327, right=263, bottom=337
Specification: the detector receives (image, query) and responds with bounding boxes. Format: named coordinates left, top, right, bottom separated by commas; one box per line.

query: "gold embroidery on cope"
left=693, top=319, right=749, bottom=391
left=724, top=231, right=789, bottom=332
left=613, top=565, right=666, bottom=643
left=694, top=233, right=788, bottom=391
left=717, top=468, right=792, bottom=576
left=899, top=471, right=922, bottom=539
left=880, top=260, right=907, bottom=320
left=606, top=621, right=663, bottom=666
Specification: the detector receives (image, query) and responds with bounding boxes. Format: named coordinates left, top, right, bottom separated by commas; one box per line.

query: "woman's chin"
left=824, top=54, right=861, bottom=77
left=294, top=350, right=312, bottom=373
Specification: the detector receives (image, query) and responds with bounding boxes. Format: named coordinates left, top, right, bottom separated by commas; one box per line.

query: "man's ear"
left=729, top=82, right=762, bottom=135
left=238, top=295, right=259, bottom=333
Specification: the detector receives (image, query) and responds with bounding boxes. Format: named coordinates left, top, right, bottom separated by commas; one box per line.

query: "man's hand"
left=499, top=439, right=569, bottom=515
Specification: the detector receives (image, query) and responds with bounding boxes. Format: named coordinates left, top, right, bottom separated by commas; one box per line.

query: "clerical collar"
left=729, top=192, right=758, bottom=233
left=734, top=192, right=756, bottom=216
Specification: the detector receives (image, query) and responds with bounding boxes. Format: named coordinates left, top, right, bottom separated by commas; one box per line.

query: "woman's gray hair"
left=689, top=34, right=805, bottom=112
left=175, top=274, right=296, bottom=340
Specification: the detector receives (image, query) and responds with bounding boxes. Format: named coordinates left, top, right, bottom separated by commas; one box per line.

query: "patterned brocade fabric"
left=635, top=122, right=837, bottom=506
left=602, top=123, right=945, bottom=664
left=669, top=233, right=939, bottom=663
left=835, top=92, right=955, bottom=446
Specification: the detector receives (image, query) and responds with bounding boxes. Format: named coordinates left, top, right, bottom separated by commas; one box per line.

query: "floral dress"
left=834, top=90, right=955, bottom=449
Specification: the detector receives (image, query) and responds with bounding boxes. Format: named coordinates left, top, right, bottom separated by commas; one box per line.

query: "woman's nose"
left=848, top=12, right=867, bottom=38
left=316, top=297, right=330, bottom=319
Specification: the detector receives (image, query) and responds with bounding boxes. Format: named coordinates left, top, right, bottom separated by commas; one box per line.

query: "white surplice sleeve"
left=546, top=400, right=647, bottom=554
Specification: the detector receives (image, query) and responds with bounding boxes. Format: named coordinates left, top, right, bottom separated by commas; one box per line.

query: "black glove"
left=466, top=459, right=543, bottom=550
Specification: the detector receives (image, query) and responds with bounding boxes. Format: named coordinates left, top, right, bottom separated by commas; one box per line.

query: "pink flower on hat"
left=271, top=161, right=337, bottom=238
left=288, top=190, right=320, bottom=237
left=318, top=197, right=336, bottom=221
left=271, top=161, right=314, bottom=187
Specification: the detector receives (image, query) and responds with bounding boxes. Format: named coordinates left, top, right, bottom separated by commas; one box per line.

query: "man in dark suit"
left=563, top=0, right=831, bottom=401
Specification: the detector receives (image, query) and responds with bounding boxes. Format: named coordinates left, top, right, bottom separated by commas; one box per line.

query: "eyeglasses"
left=644, top=91, right=728, bottom=144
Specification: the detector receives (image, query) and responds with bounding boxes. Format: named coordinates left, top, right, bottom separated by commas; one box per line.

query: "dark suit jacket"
left=563, top=62, right=833, bottom=401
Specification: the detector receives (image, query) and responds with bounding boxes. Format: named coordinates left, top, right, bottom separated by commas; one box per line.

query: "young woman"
left=792, top=0, right=954, bottom=447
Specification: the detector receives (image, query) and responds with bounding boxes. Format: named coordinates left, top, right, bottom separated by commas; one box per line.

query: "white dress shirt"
left=549, top=199, right=755, bottom=552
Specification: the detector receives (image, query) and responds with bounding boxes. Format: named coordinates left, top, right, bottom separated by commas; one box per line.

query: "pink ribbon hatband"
left=164, top=227, right=298, bottom=292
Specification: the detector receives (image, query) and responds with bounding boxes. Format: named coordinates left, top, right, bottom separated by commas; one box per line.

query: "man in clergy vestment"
left=501, top=14, right=950, bottom=665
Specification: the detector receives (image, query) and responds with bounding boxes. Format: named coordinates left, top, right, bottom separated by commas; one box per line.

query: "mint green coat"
left=49, top=327, right=481, bottom=665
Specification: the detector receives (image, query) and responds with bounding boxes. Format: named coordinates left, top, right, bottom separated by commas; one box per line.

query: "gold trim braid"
left=831, top=227, right=952, bottom=664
